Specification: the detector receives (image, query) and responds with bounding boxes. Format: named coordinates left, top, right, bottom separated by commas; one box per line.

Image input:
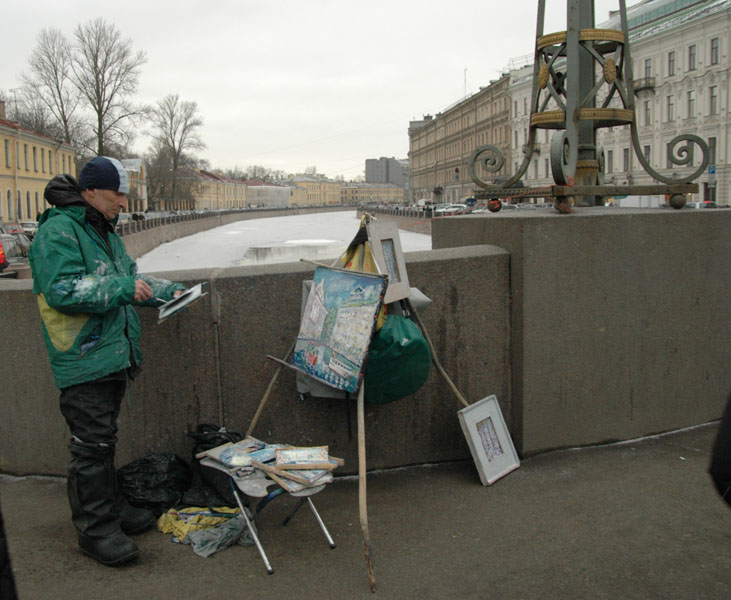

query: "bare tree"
left=145, top=139, right=200, bottom=211
left=70, top=18, right=147, bottom=156
left=150, top=93, right=205, bottom=208
left=20, top=28, right=81, bottom=145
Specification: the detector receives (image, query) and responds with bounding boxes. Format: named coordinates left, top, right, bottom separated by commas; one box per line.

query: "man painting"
left=30, top=156, right=184, bottom=566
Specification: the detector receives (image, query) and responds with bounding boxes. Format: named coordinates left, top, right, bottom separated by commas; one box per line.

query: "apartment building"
left=408, top=75, right=511, bottom=205
left=0, top=101, right=76, bottom=222
left=340, top=182, right=405, bottom=205
left=286, top=175, right=342, bottom=206
left=599, top=0, right=729, bottom=204
left=176, top=169, right=247, bottom=211
left=365, top=157, right=407, bottom=187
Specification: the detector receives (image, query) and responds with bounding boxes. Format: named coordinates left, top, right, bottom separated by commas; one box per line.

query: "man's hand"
left=134, top=280, right=153, bottom=302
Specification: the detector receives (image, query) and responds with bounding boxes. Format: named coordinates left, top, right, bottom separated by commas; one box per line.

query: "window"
left=710, top=37, right=719, bottom=65
left=607, top=149, right=614, bottom=173
left=23, top=144, right=28, bottom=170
left=544, top=158, right=549, bottom=177
left=514, top=101, right=518, bottom=117
left=15, top=142, right=20, bottom=168
left=514, top=130, right=518, bottom=147
left=623, top=148, right=630, bottom=172
left=62, top=154, right=66, bottom=173
left=668, top=51, right=675, bottom=76
left=5, top=190, right=10, bottom=219
left=644, top=58, right=652, bottom=79
left=666, top=95, right=675, bottom=121
left=709, top=86, right=718, bottom=115
left=708, top=137, right=716, bottom=165
left=688, top=44, right=696, bottom=71
left=41, top=148, right=46, bottom=172
left=3, top=140, right=9, bottom=168
left=643, top=145, right=651, bottom=164
left=687, top=90, right=696, bottom=118
left=644, top=100, right=651, bottom=126
left=48, top=150, right=53, bottom=174
left=26, top=191, right=31, bottom=219
left=33, top=147, right=38, bottom=171
left=523, top=98, right=527, bottom=115
left=666, top=143, right=673, bottom=169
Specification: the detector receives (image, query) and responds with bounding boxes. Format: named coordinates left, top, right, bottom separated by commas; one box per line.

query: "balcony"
left=633, top=77, right=656, bottom=94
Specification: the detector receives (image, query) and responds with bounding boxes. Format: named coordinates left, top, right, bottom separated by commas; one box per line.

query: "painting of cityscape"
left=292, top=266, right=386, bottom=393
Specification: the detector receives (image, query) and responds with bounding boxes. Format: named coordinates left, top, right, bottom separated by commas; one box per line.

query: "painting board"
left=458, top=395, right=520, bottom=486
left=367, top=221, right=410, bottom=304
left=291, top=266, right=386, bottom=393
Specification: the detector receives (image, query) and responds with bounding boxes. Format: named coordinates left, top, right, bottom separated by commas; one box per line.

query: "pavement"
left=1, top=423, right=729, bottom=600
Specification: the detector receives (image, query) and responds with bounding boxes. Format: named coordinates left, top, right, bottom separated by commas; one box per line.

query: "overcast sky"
left=3, top=0, right=620, bottom=178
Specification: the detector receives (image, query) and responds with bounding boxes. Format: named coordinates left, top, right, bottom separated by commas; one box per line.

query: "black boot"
left=78, top=530, right=139, bottom=566
left=67, top=439, right=139, bottom=565
left=120, top=500, right=155, bottom=535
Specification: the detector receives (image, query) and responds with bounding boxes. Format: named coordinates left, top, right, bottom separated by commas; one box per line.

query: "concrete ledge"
left=433, top=208, right=731, bottom=454
left=0, top=245, right=510, bottom=476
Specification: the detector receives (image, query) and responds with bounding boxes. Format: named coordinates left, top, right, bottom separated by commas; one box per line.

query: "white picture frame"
left=458, top=395, right=520, bottom=486
left=366, top=221, right=410, bottom=304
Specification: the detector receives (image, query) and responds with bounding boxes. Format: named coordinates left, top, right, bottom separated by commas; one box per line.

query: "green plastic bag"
left=364, top=314, right=431, bottom=404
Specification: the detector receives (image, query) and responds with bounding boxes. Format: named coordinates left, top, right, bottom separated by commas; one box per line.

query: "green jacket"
left=30, top=177, right=184, bottom=389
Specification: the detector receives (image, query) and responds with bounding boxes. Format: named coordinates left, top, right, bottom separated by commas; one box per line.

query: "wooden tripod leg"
left=404, top=298, right=470, bottom=409
left=247, top=340, right=296, bottom=438
left=357, top=383, right=377, bottom=592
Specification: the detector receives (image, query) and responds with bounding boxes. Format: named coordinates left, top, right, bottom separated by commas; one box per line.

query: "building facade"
left=0, top=101, right=76, bottom=222
left=408, top=74, right=511, bottom=205
left=340, top=182, right=405, bottom=205
left=120, top=158, right=148, bottom=213
left=599, top=0, right=729, bottom=205
left=244, top=181, right=291, bottom=208
left=286, top=175, right=342, bottom=206
left=365, top=157, right=407, bottom=187
left=178, top=169, right=247, bottom=211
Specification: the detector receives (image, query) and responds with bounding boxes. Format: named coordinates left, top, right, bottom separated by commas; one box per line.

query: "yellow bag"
left=339, top=215, right=387, bottom=330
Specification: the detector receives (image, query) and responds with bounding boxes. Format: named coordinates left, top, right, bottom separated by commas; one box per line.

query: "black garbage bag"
left=118, top=453, right=192, bottom=516
left=187, top=424, right=243, bottom=508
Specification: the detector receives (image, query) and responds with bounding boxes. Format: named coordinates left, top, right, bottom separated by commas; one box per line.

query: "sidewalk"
left=2, top=423, right=729, bottom=600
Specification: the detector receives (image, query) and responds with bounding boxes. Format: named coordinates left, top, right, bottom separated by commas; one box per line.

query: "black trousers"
left=59, top=377, right=126, bottom=537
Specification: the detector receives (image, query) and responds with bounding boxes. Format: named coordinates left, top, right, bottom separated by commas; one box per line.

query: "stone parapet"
left=432, top=208, right=731, bottom=454
left=0, top=246, right=510, bottom=476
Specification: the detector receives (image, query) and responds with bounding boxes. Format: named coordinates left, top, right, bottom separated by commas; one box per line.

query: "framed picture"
left=367, top=221, right=410, bottom=304
left=458, top=395, right=520, bottom=486
left=291, top=265, right=386, bottom=393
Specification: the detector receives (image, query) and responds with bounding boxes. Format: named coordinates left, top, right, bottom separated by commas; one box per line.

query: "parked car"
left=0, top=233, right=25, bottom=273
left=0, top=223, right=31, bottom=256
left=434, top=203, right=469, bottom=215
left=20, top=221, right=39, bottom=239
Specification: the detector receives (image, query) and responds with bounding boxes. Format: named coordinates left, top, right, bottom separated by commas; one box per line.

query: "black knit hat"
left=77, top=156, right=130, bottom=194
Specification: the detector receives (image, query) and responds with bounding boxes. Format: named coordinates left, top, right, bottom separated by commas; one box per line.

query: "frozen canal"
left=136, top=210, right=432, bottom=271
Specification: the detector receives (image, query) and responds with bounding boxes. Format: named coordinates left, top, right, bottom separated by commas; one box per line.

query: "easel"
left=249, top=216, right=470, bottom=592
